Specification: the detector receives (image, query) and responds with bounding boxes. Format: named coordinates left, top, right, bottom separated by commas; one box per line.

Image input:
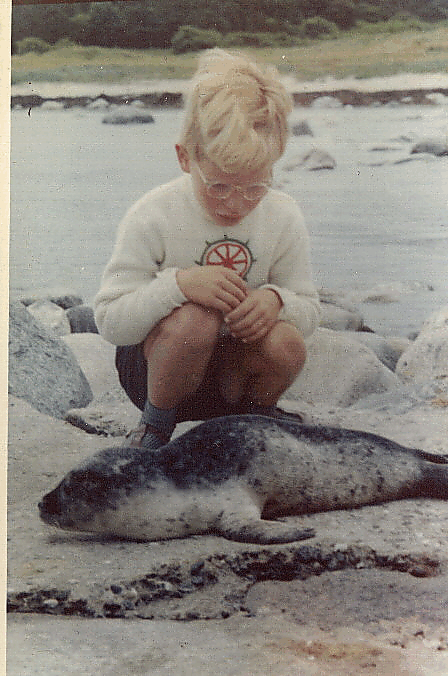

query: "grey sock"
left=140, top=400, right=177, bottom=439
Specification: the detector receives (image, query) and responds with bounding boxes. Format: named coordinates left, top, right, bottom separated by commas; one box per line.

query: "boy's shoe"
left=271, top=406, right=312, bottom=425
left=250, top=405, right=312, bottom=425
left=126, top=424, right=171, bottom=450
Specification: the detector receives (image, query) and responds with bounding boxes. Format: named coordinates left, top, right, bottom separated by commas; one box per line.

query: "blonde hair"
left=179, top=48, right=292, bottom=173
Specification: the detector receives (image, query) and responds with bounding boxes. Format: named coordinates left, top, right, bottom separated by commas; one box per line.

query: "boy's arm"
left=93, top=199, right=248, bottom=345
left=223, top=196, right=320, bottom=343
left=241, top=199, right=321, bottom=340
left=93, top=198, right=189, bottom=345
left=266, top=200, right=321, bottom=338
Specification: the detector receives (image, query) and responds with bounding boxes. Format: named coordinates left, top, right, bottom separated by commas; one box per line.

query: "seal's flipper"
left=215, top=509, right=315, bottom=544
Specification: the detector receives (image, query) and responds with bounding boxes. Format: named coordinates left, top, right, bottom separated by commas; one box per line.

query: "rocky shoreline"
left=8, top=291, right=448, bottom=674
left=10, top=85, right=448, bottom=111
left=11, top=72, right=448, bottom=110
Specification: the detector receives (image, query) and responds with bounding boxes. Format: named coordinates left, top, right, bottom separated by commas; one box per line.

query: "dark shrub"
left=171, top=26, right=222, bottom=54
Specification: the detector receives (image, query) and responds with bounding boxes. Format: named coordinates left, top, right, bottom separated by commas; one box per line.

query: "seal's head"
left=39, top=466, right=123, bottom=531
left=39, top=445, right=163, bottom=535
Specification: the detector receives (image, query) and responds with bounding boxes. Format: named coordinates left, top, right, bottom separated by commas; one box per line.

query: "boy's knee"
left=145, top=303, right=222, bottom=354
left=263, top=322, right=307, bottom=374
left=172, top=303, right=222, bottom=339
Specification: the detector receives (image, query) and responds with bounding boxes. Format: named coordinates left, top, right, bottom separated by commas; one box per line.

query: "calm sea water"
left=10, top=103, right=448, bottom=337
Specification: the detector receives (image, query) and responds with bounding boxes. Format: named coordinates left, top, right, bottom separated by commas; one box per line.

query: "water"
left=10, top=103, right=448, bottom=337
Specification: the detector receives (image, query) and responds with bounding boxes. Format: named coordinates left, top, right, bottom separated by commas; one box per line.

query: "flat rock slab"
left=246, top=568, right=448, bottom=632
left=8, top=396, right=448, bottom=614
left=7, top=386, right=448, bottom=674
left=8, top=612, right=448, bottom=676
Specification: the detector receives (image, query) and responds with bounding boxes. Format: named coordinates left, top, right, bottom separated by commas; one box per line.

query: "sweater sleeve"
left=258, top=196, right=321, bottom=339
left=93, top=195, right=187, bottom=346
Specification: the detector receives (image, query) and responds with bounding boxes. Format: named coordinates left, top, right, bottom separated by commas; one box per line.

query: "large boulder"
left=395, top=307, right=448, bottom=383
left=61, top=333, right=118, bottom=398
left=340, top=332, right=411, bottom=372
left=419, top=306, right=448, bottom=334
left=286, top=328, right=401, bottom=407
left=8, top=302, right=93, bottom=419
left=62, top=333, right=140, bottom=436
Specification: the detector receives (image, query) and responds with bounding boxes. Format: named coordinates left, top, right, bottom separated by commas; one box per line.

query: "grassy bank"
left=11, top=25, right=448, bottom=85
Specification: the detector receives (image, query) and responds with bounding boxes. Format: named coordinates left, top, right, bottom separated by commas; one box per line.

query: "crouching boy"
left=94, top=48, right=320, bottom=449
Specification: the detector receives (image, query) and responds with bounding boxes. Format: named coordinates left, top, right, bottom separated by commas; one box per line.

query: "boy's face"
left=176, top=145, right=273, bottom=228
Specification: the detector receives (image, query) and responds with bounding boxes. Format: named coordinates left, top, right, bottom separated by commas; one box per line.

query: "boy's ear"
left=175, top=144, right=191, bottom=173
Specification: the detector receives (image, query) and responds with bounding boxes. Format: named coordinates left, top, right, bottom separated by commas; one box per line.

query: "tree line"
left=12, top=0, right=448, bottom=53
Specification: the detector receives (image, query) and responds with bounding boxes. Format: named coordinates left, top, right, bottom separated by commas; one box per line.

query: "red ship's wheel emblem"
left=200, top=238, right=253, bottom=278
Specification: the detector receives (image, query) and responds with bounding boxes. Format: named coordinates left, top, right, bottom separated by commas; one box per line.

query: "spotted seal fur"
left=39, top=415, right=448, bottom=544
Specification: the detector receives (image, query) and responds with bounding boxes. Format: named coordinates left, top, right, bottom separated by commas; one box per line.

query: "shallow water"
left=10, top=103, right=448, bottom=337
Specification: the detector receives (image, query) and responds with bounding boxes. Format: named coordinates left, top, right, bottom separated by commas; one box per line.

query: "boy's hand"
left=224, top=288, right=282, bottom=343
left=177, top=266, right=248, bottom=313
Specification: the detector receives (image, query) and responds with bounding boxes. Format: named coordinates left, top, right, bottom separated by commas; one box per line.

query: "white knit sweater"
left=94, top=174, right=320, bottom=346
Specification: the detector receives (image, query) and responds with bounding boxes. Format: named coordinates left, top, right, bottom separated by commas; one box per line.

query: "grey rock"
left=319, top=303, right=364, bottom=331
left=66, top=304, right=98, bottom=334
left=291, top=120, right=313, bottom=136
left=318, top=289, right=364, bottom=331
left=286, top=328, right=400, bottom=407
left=411, top=138, right=448, bottom=156
left=341, top=332, right=411, bottom=371
left=301, top=149, right=337, bottom=171
left=8, top=302, right=92, bottom=419
left=65, top=386, right=139, bottom=437
left=396, top=307, right=448, bottom=383
left=62, top=333, right=140, bottom=435
left=352, top=379, right=448, bottom=414
left=318, top=288, right=360, bottom=313
left=40, top=100, right=64, bottom=111
left=61, top=333, right=119, bottom=398
left=283, top=149, right=336, bottom=172
left=426, top=92, right=448, bottom=105
left=87, top=97, right=109, bottom=109
left=102, top=111, right=155, bottom=125
left=20, top=289, right=83, bottom=310
left=396, top=326, right=448, bottom=383
left=419, top=306, right=448, bottom=334
left=27, top=300, right=71, bottom=337
left=368, top=143, right=404, bottom=152
left=311, top=95, right=343, bottom=109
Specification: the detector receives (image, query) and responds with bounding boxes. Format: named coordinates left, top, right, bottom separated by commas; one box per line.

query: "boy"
left=94, top=49, right=320, bottom=449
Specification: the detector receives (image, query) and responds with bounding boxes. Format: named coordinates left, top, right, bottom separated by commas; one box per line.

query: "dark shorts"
left=115, top=337, right=248, bottom=423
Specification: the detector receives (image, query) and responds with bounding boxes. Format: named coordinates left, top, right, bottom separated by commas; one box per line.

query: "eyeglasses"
left=195, top=164, right=271, bottom=202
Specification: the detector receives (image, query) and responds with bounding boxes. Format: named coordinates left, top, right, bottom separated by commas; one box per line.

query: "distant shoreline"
left=11, top=72, right=448, bottom=109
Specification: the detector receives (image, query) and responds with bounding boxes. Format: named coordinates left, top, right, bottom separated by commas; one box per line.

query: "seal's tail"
left=414, top=448, right=448, bottom=464
left=420, top=462, right=448, bottom=499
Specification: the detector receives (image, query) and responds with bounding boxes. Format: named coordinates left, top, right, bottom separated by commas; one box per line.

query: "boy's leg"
left=130, top=303, right=222, bottom=448
left=218, top=321, right=306, bottom=412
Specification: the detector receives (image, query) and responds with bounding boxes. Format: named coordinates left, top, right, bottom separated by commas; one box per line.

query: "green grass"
left=11, top=25, right=448, bottom=86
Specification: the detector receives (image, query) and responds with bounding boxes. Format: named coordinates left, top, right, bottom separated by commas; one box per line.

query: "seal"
left=39, top=415, right=448, bottom=544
